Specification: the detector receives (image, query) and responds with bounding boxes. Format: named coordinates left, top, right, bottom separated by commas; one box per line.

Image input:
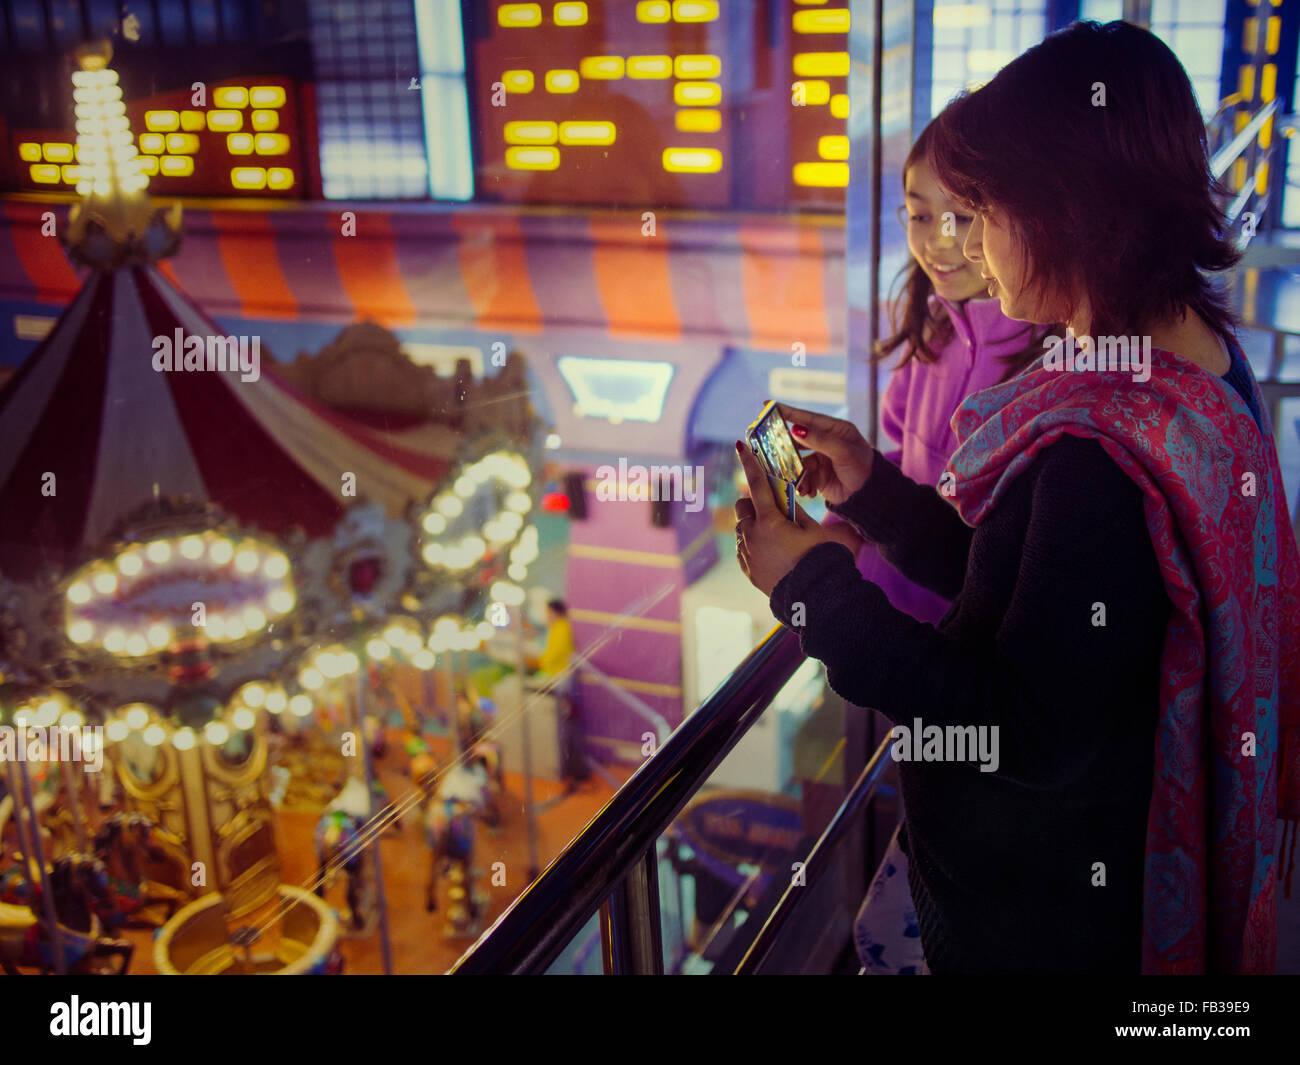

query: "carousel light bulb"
left=92, top=571, right=117, bottom=595
left=289, top=694, right=313, bottom=717
left=367, top=638, right=391, bottom=660
left=59, top=709, right=83, bottom=730
left=339, top=651, right=360, bottom=674
left=508, top=563, right=528, bottom=581
left=68, top=620, right=94, bottom=644
left=505, top=492, right=532, bottom=513
left=172, top=728, right=196, bottom=751
left=490, top=581, right=526, bottom=606
left=117, top=551, right=144, bottom=575
left=224, top=619, right=247, bottom=641
left=232, top=708, right=256, bottom=731
left=411, top=649, right=435, bottom=670
left=81, top=732, right=101, bottom=757
left=205, top=721, right=229, bottom=745
left=142, top=724, right=166, bottom=747
left=106, top=720, right=128, bottom=742
left=12, top=709, right=31, bottom=728
left=125, top=633, right=149, bottom=656
left=124, top=705, right=150, bottom=730
left=234, top=548, right=259, bottom=573
left=315, top=652, right=338, bottom=677
left=434, top=616, right=459, bottom=636
left=264, top=690, right=287, bottom=714
left=207, top=616, right=227, bottom=639
left=209, top=539, right=234, bottom=564
left=422, top=544, right=444, bottom=566
left=436, top=495, right=464, bottom=519
left=429, top=634, right=450, bottom=653
left=454, top=476, right=476, bottom=498
left=36, top=700, right=61, bottom=727
left=145, top=540, right=171, bottom=564
left=147, top=622, right=172, bottom=648
left=241, top=683, right=266, bottom=707
left=242, top=607, right=267, bottom=631
left=545, top=433, right=562, bottom=449
left=300, top=668, right=324, bottom=691
left=67, top=581, right=92, bottom=604
left=423, top=512, right=447, bottom=535
left=179, top=536, right=204, bottom=559
left=103, top=628, right=127, bottom=653
left=263, top=553, right=289, bottom=579
left=267, top=588, right=294, bottom=614
left=462, top=535, right=486, bottom=559
left=476, top=622, right=495, bottom=641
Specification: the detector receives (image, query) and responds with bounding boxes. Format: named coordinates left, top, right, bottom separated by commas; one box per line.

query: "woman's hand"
left=779, top=404, right=876, bottom=506
left=734, top=442, right=839, bottom=596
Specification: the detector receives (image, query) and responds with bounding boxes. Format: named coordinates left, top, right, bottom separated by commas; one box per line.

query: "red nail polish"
left=791, top=424, right=807, bottom=438
left=735, top=440, right=744, bottom=454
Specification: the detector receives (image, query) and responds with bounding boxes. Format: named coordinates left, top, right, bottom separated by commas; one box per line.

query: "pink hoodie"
left=837, top=293, right=1038, bottom=625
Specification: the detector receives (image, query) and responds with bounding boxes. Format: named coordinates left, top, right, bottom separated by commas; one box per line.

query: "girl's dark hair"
left=927, top=19, right=1240, bottom=343
left=876, top=120, right=1042, bottom=378
left=547, top=599, right=567, bottom=617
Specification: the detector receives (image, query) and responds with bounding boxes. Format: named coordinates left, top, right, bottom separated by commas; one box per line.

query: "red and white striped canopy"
left=0, top=264, right=450, bottom=580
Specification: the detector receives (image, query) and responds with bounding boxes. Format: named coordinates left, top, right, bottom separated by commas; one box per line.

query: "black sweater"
left=770, top=434, right=1173, bottom=973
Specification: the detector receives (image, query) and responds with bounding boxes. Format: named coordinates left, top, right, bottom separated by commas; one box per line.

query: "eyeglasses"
left=895, top=204, right=975, bottom=237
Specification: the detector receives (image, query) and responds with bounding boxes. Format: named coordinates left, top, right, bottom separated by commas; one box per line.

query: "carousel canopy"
left=0, top=263, right=450, bottom=580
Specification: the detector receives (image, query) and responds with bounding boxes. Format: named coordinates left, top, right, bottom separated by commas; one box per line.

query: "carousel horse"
left=313, top=777, right=373, bottom=931
left=92, top=813, right=189, bottom=928
left=0, top=855, right=134, bottom=975
left=423, top=762, right=491, bottom=923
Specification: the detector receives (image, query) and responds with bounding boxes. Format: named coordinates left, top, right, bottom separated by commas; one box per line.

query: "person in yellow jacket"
left=527, top=600, right=587, bottom=790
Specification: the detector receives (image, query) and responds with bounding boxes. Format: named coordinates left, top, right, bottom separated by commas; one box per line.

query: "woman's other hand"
left=780, top=404, right=876, bottom=506
left=734, top=442, right=839, bottom=596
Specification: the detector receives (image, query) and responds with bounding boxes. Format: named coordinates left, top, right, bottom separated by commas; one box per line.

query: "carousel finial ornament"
left=61, top=39, right=182, bottom=270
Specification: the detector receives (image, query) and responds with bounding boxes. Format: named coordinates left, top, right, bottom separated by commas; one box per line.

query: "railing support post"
left=599, top=848, right=664, bottom=975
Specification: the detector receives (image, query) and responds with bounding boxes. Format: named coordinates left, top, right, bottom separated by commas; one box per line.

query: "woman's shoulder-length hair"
left=926, top=19, right=1241, bottom=343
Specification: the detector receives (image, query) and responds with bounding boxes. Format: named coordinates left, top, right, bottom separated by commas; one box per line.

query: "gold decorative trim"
left=568, top=608, right=681, bottom=634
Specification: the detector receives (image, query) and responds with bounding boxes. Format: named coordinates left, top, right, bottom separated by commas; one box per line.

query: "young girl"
left=838, top=121, right=1046, bottom=974
left=735, top=20, right=1300, bottom=974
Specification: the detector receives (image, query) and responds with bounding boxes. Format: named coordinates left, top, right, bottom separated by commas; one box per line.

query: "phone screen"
left=746, top=403, right=803, bottom=521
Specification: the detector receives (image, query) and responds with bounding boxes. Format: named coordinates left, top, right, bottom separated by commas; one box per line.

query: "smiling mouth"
left=929, top=262, right=966, bottom=277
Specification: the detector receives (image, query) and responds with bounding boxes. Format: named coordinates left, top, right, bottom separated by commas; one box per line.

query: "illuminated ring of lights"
left=63, top=530, right=295, bottom=658
left=417, top=450, right=533, bottom=574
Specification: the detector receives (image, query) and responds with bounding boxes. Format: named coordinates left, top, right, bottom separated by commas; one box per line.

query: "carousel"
left=0, top=42, right=544, bottom=975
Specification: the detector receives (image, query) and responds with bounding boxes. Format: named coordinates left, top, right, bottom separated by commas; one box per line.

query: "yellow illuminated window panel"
left=627, top=55, right=673, bottom=78
left=830, top=93, right=849, bottom=118
left=1267, top=16, right=1281, bottom=53
left=137, top=156, right=158, bottom=175
left=662, top=147, right=722, bottom=173
left=145, top=110, right=180, bottom=132
left=160, top=156, right=195, bottom=177
left=251, top=110, right=280, bottom=131
left=554, top=2, right=587, bottom=24
left=42, top=142, right=74, bottom=163
left=580, top=56, right=625, bottom=79
left=165, top=133, right=200, bottom=154
left=818, top=135, right=849, bottom=160
left=231, top=166, right=268, bottom=190
left=180, top=111, right=206, bottom=131
left=559, top=121, right=616, bottom=145
left=675, top=54, right=721, bottom=78
left=208, top=110, right=243, bottom=132
left=498, top=3, right=542, bottom=27
left=793, top=8, right=850, bottom=33
left=502, top=70, right=535, bottom=93
left=1262, top=63, right=1276, bottom=101
left=793, top=161, right=848, bottom=187
left=673, top=0, right=718, bottom=21
left=139, top=133, right=165, bottom=153
left=1239, top=66, right=1254, bottom=102
left=254, top=133, right=291, bottom=155
left=267, top=167, right=294, bottom=190
left=505, top=146, right=561, bottom=170
left=248, top=86, right=286, bottom=108
left=227, top=133, right=254, bottom=155
left=793, top=80, right=831, bottom=105
left=793, top=52, right=850, bottom=77
left=637, top=1, right=670, bottom=21
left=60, top=164, right=83, bottom=183
left=675, top=108, right=721, bottom=132
left=1244, top=17, right=1257, bottom=51
left=545, top=70, right=580, bottom=93
left=674, top=81, right=722, bottom=106
left=505, top=121, right=559, bottom=144
left=18, top=142, right=41, bottom=162
left=30, top=164, right=60, bottom=183
left=214, top=86, right=250, bottom=108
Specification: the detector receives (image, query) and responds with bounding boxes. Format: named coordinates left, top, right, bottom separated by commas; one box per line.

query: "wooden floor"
left=121, top=738, right=634, bottom=975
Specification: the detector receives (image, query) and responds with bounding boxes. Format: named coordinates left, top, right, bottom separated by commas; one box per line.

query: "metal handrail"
left=1210, top=98, right=1280, bottom=181
left=451, top=624, right=806, bottom=974
left=735, top=732, right=895, bottom=974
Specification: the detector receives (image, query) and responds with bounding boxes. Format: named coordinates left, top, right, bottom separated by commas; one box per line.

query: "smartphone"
left=745, top=401, right=804, bottom=522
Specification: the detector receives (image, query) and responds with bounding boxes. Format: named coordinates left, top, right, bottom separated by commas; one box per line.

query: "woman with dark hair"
left=733, top=20, right=1300, bottom=974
